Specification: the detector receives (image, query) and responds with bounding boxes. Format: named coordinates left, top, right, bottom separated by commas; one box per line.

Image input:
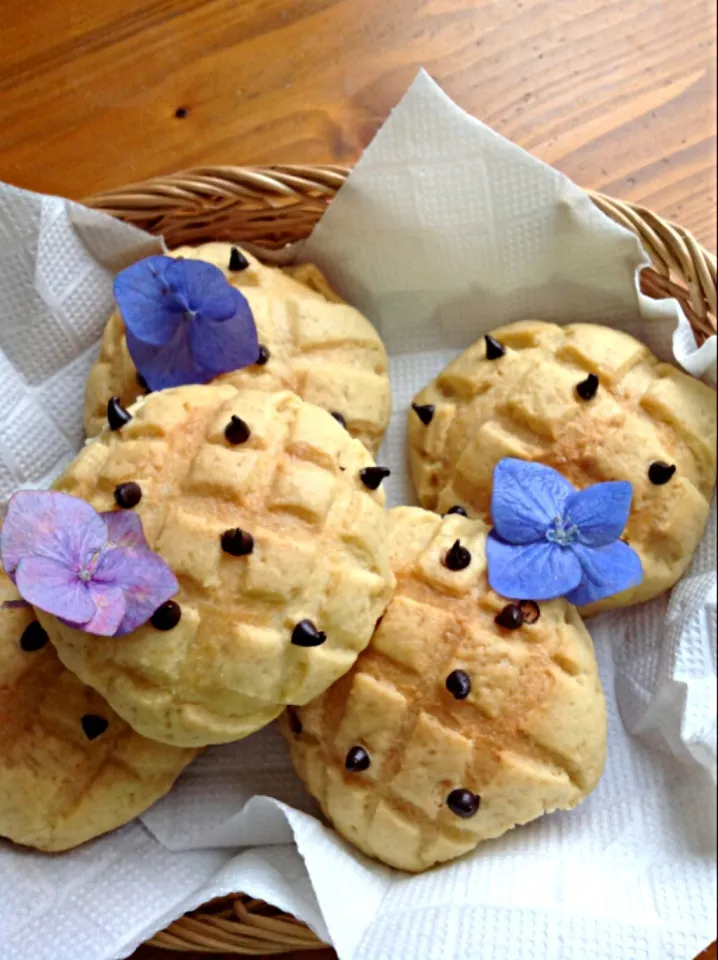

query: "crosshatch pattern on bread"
left=408, top=321, right=717, bottom=615
left=283, top=507, right=607, bottom=873
left=40, top=385, right=394, bottom=748
left=0, top=572, right=197, bottom=851
left=84, top=242, right=391, bottom=455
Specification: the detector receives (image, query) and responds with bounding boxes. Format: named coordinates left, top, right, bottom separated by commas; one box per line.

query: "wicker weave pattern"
left=147, top=896, right=332, bottom=954
left=85, top=165, right=716, bottom=345
left=82, top=164, right=715, bottom=957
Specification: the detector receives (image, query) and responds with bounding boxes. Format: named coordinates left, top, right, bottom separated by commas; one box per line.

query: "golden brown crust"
left=43, top=385, right=394, bottom=748
left=84, top=242, right=391, bottom=455
left=0, top=572, right=197, bottom=852
left=408, top=321, right=716, bottom=614
left=283, top=507, right=606, bottom=873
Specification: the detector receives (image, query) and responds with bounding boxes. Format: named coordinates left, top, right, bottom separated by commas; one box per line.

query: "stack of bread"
left=1, top=243, right=714, bottom=873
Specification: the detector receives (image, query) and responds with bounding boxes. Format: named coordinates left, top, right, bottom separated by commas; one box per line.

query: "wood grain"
left=0, top=0, right=715, bottom=250
left=0, top=2, right=714, bottom=958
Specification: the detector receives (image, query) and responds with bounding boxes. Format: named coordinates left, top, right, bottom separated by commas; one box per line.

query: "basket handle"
left=84, top=164, right=716, bottom=345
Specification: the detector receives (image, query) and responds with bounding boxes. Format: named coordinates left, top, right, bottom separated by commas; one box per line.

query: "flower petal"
left=1, top=491, right=106, bottom=579
left=126, top=327, right=213, bottom=392
left=486, top=531, right=583, bottom=601
left=94, top=546, right=178, bottom=635
left=188, top=288, right=259, bottom=375
left=15, top=556, right=95, bottom=623
left=114, top=256, right=183, bottom=347
left=565, top=540, right=643, bottom=607
left=166, top=258, right=237, bottom=322
left=565, top=482, right=633, bottom=547
left=83, top=582, right=127, bottom=636
left=490, top=459, right=576, bottom=545
left=122, top=260, right=259, bottom=389
left=102, top=511, right=148, bottom=550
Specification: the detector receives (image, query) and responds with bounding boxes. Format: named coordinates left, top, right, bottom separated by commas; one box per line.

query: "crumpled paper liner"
left=0, top=71, right=715, bottom=960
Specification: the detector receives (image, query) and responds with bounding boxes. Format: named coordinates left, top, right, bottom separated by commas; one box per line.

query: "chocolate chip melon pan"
left=83, top=166, right=716, bottom=959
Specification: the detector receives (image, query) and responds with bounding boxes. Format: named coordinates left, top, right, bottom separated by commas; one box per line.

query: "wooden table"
left=1, top=2, right=715, bottom=959
left=0, top=0, right=716, bottom=250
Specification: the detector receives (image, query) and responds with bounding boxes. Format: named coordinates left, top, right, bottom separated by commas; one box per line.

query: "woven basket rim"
left=82, top=163, right=715, bottom=958
left=84, top=164, right=716, bottom=347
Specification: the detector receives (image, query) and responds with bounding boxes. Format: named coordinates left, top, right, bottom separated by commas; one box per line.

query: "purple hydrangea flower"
left=486, top=458, right=643, bottom=606
left=0, top=491, right=178, bottom=637
left=114, top=255, right=259, bottom=391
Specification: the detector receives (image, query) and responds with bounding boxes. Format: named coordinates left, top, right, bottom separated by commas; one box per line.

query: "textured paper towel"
left=0, top=72, right=716, bottom=960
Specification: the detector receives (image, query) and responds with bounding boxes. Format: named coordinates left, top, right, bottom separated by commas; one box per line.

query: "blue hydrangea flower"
left=486, top=458, right=643, bottom=606
left=114, top=255, right=259, bottom=391
left=1, top=491, right=178, bottom=637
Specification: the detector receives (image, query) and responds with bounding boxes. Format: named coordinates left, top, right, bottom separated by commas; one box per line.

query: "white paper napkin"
left=0, top=72, right=715, bottom=960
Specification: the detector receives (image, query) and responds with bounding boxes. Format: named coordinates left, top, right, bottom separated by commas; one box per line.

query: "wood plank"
left=0, top=0, right=714, bottom=248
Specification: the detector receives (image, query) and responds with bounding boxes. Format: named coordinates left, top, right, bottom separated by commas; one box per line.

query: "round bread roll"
left=41, top=384, right=394, bottom=748
left=0, top=572, right=197, bottom=851
left=408, top=321, right=716, bottom=615
left=283, top=506, right=606, bottom=873
left=85, top=242, right=391, bottom=455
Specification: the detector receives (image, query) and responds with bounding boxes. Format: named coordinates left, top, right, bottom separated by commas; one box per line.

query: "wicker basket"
left=83, top=164, right=716, bottom=958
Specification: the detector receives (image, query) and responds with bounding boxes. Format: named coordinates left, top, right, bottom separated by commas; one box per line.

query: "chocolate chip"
left=224, top=415, right=251, bottom=445
left=446, top=669, right=471, bottom=700
left=518, top=599, right=540, bottom=624
left=107, top=396, right=132, bottom=431
left=331, top=412, right=347, bottom=429
left=359, top=467, right=391, bottom=491
left=648, top=461, right=676, bottom=485
left=151, top=600, right=182, bottom=631
left=291, top=619, right=327, bottom=647
left=228, top=246, right=249, bottom=272
left=221, top=528, right=254, bottom=556
left=495, top=603, right=523, bottom=630
left=485, top=335, right=506, bottom=360
left=345, top=746, right=370, bottom=772
left=113, top=482, right=142, bottom=509
left=136, top=373, right=151, bottom=392
left=174, top=106, right=188, bottom=119
left=255, top=344, right=270, bottom=365
left=20, top=621, right=49, bottom=652
left=412, top=403, right=435, bottom=426
left=445, top=505, right=468, bottom=517
left=575, top=373, right=599, bottom=400
left=447, top=788, right=481, bottom=818
left=287, top=707, right=303, bottom=736
left=443, top=540, right=471, bottom=571
left=81, top=714, right=109, bottom=741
